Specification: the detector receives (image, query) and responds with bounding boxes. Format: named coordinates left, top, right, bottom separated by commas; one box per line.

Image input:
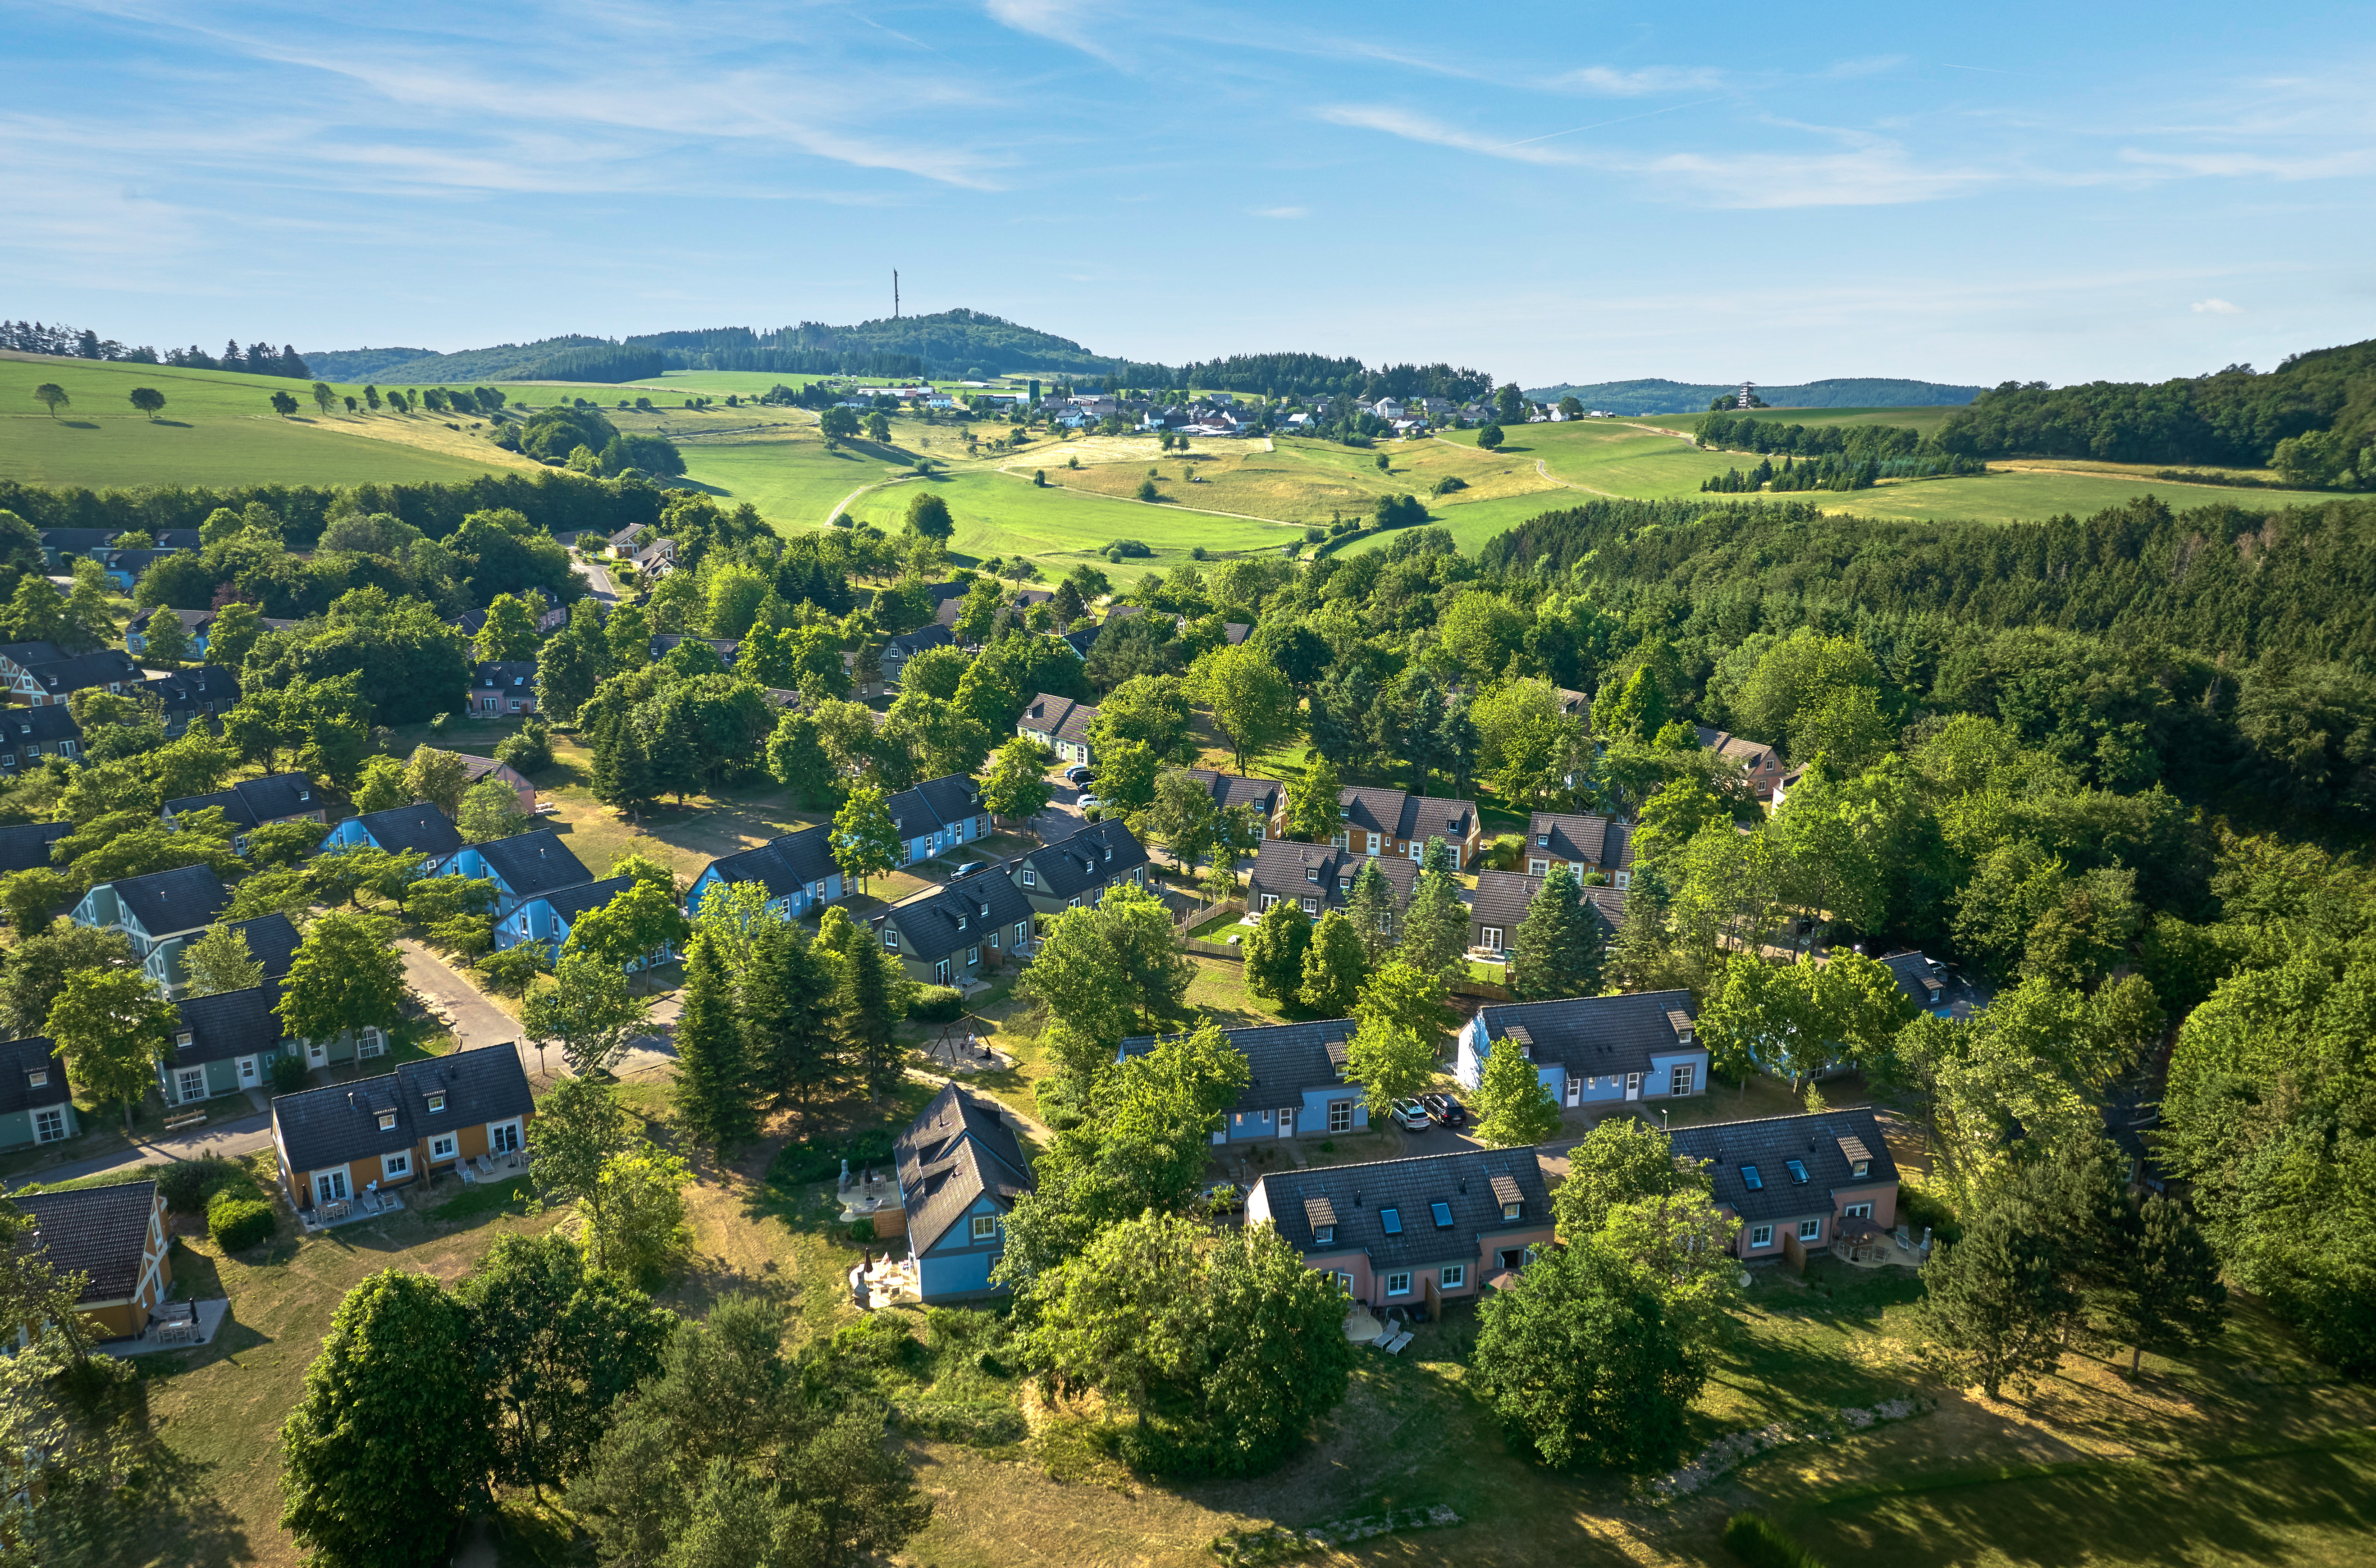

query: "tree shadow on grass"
left=58, top=419, right=100, bottom=429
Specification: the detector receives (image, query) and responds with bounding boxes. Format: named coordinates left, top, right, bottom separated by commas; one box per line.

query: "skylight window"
left=1786, top=1159, right=1809, bottom=1184
left=1431, top=1201, right=1453, bottom=1228
left=1380, top=1206, right=1403, bottom=1235
left=1741, top=1164, right=1763, bottom=1190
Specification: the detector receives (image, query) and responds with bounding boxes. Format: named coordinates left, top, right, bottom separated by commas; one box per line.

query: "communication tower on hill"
left=1737, top=381, right=1756, bottom=408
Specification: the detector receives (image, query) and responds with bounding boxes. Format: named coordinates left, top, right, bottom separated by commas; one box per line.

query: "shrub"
left=1189, top=545, right=1208, bottom=561
left=207, top=1193, right=274, bottom=1252
left=1303, top=526, right=1325, bottom=543
left=768, top=1126, right=898, bottom=1186
left=1897, top=1176, right=1963, bottom=1246
left=269, top=1052, right=308, bottom=1094
left=1432, top=475, right=1468, bottom=495
left=156, top=1158, right=229, bottom=1213
left=1135, top=479, right=1161, bottom=502
left=1101, top=538, right=1151, bottom=558
left=909, top=985, right=964, bottom=1024
left=495, top=719, right=553, bottom=774
left=1723, top=1513, right=1826, bottom=1568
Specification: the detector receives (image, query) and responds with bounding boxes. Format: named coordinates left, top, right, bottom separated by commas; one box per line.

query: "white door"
left=1278, top=1106, right=1294, bottom=1138
left=1565, top=1076, right=1580, bottom=1107
left=315, top=1169, right=349, bottom=1204
left=1625, top=1071, right=1642, bottom=1102
left=306, top=1037, right=328, bottom=1068
left=237, top=1055, right=257, bottom=1085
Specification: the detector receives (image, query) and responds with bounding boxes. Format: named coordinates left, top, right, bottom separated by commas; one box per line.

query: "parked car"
left=950, top=860, right=987, bottom=878
left=1420, top=1093, right=1467, bottom=1127
left=1391, top=1099, right=1432, bottom=1131
left=1076, top=795, right=1102, bottom=812
left=1064, top=765, right=1092, bottom=786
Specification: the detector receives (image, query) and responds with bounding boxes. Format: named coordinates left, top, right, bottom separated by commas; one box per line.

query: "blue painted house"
left=883, top=774, right=990, bottom=868
left=319, top=803, right=467, bottom=867
left=499, top=875, right=675, bottom=970
left=1454, top=989, right=1708, bottom=1112
left=0, top=1037, right=77, bottom=1151
left=686, top=826, right=842, bottom=922
left=431, top=829, right=594, bottom=918
left=71, top=865, right=231, bottom=992
left=1119, top=1016, right=1372, bottom=1145
left=894, top=1082, right=1036, bottom=1304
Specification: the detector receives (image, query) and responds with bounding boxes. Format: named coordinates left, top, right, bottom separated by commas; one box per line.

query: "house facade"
left=1695, top=725, right=1787, bottom=800
left=687, top=827, right=842, bottom=922
left=318, top=803, right=466, bottom=866
left=0, top=1038, right=77, bottom=1150
left=1453, top=989, right=1708, bottom=1112
left=1284, top=787, right=1483, bottom=870
left=881, top=623, right=955, bottom=689
left=1466, top=871, right=1626, bottom=959
left=158, top=981, right=311, bottom=1106
left=470, top=660, right=539, bottom=716
left=500, top=875, right=676, bottom=970
left=137, top=666, right=242, bottom=737
left=271, top=1044, right=535, bottom=1213
left=163, top=772, right=325, bottom=853
left=1015, top=693, right=1097, bottom=766
left=455, top=753, right=537, bottom=814
left=1246, top=1147, right=1557, bottom=1312
left=1010, top=820, right=1149, bottom=917
left=1665, top=1108, right=1901, bottom=1267
left=0, top=643, right=142, bottom=708
left=12, top=1181, right=173, bottom=1341
left=149, top=909, right=300, bottom=999
left=1119, top=1016, right=1372, bottom=1145
left=1247, top=839, right=1417, bottom=921
left=0, top=705, right=83, bottom=772
left=895, top=1082, right=1037, bottom=1303
left=884, top=774, right=990, bottom=868
left=1522, top=811, right=1636, bottom=889
left=432, top=829, right=590, bottom=918
left=873, top=866, right=1037, bottom=988
left=71, top=865, right=231, bottom=990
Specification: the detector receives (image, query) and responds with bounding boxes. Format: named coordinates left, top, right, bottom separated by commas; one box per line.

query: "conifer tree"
left=1243, top=897, right=1311, bottom=1003
left=1398, top=868, right=1471, bottom=985
left=1346, top=861, right=1398, bottom=967
left=1915, top=1206, right=2081, bottom=1401
left=1473, top=1033, right=1562, bottom=1147
left=843, top=934, right=903, bottom=1102
left=589, top=711, right=653, bottom=817
left=1512, top=864, right=1606, bottom=1000
left=670, top=933, right=756, bottom=1154
left=741, top=920, right=841, bottom=1111
left=2101, top=1192, right=2228, bottom=1375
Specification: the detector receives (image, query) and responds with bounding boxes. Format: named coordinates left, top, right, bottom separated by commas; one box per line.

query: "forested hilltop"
left=1526, top=376, right=1985, bottom=414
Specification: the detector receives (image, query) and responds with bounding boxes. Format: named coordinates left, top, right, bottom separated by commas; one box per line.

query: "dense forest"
left=1932, top=339, right=2376, bottom=481
left=0, top=319, right=311, bottom=377
left=1526, top=376, right=1986, bottom=415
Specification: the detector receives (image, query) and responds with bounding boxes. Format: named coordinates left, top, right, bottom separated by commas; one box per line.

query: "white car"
left=1391, top=1099, right=1432, bottom=1131
left=1076, top=795, right=1102, bottom=812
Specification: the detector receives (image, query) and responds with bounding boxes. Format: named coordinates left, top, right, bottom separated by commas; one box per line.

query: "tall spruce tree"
left=2101, top=1191, right=2228, bottom=1375
left=844, top=935, right=903, bottom=1102
left=1399, top=868, right=1471, bottom=985
left=670, top=933, right=756, bottom=1154
left=1299, top=909, right=1368, bottom=1016
left=741, top=920, right=840, bottom=1110
left=1512, top=864, right=1606, bottom=1000
left=1347, top=861, right=1398, bottom=967
left=589, top=710, right=653, bottom=817
left=1915, top=1204, right=2082, bottom=1401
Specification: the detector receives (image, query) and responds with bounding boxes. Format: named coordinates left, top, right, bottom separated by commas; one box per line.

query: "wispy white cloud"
left=1313, top=105, right=1583, bottom=165
left=2117, top=147, right=2376, bottom=180
left=982, top=0, right=1127, bottom=67
left=1544, top=64, right=1723, bottom=96
left=2191, top=297, right=2243, bottom=313
left=1615, top=142, right=1997, bottom=207
left=1248, top=205, right=1307, bottom=219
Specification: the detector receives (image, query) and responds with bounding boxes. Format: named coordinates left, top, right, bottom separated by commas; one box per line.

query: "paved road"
left=571, top=556, right=620, bottom=605
left=5, top=1108, right=276, bottom=1192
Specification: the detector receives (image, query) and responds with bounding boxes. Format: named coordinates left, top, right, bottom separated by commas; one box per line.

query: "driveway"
left=5, top=1110, right=276, bottom=1192
left=572, top=556, right=620, bottom=605
left=399, top=939, right=537, bottom=1077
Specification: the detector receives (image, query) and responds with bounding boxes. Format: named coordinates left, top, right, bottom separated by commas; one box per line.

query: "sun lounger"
left=1384, top=1331, right=1415, bottom=1354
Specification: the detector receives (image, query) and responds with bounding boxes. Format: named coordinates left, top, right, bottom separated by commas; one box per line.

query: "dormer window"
left=377, top=1112, right=397, bottom=1131
left=1314, top=1224, right=1334, bottom=1245
left=1852, top=1159, right=1870, bottom=1179
left=1338, top=804, right=1350, bottom=819
left=25, top=1068, right=47, bottom=1088
left=882, top=932, right=900, bottom=949
left=176, top=1031, right=193, bottom=1048
left=426, top=1091, right=446, bottom=1112
left=1306, top=867, right=1320, bottom=884
left=1537, top=834, right=1549, bottom=846
left=1503, top=1200, right=1521, bottom=1220
left=1022, top=868, right=1036, bottom=886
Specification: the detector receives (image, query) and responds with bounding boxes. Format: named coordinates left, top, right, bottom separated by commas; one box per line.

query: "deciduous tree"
left=1243, top=896, right=1311, bottom=1004
left=1473, top=1032, right=1561, bottom=1147
left=277, top=912, right=406, bottom=1053
left=522, top=953, right=651, bottom=1078
left=183, top=920, right=264, bottom=998
left=45, top=968, right=174, bottom=1130
left=831, top=785, right=898, bottom=894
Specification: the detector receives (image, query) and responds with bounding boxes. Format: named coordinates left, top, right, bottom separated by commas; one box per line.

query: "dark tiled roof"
left=1120, top=1016, right=1357, bottom=1117
left=169, top=981, right=286, bottom=1067
left=473, top=660, right=538, bottom=691
left=103, top=864, right=230, bottom=938
left=1257, top=1147, right=1551, bottom=1270
left=1527, top=811, right=1619, bottom=864
left=1666, top=1108, right=1900, bottom=1224
left=1060, top=627, right=1101, bottom=658
left=27, top=648, right=141, bottom=695
left=1337, top=787, right=1478, bottom=846
left=0, top=1037, right=70, bottom=1116
left=0, top=821, right=69, bottom=874
left=14, top=1181, right=159, bottom=1303
left=1695, top=725, right=1781, bottom=770
left=884, top=773, right=984, bottom=839
left=1018, top=693, right=1097, bottom=745
left=700, top=827, right=838, bottom=902
left=1017, top=820, right=1148, bottom=900
left=165, top=772, right=319, bottom=830
left=228, top=913, right=303, bottom=980
left=1247, top=840, right=1417, bottom=912
left=0, top=707, right=81, bottom=749
left=1881, top=952, right=1949, bottom=1008
left=1471, top=989, right=1700, bottom=1073
left=454, top=753, right=524, bottom=789
left=449, top=609, right=489, bottom=637
left=139, top=666, right=241, bottom=714
left=1183, top=768, right=1283, bottom=816
left=340, top=804, right=466, bottom=859
left=1580, top=885, right=1628, bottom=934
left=37, top=529, right=119, bottom=552
left=451, top=830, right=590, bottom=899
left=877, top=865, right=1035, bottom=963
left=272, top=1044, right=534, bottom=1176
left=531, top=875, right=633, bottom=925
left=895, top=1082, right=1035, bottom=1253
left=1470, top=872, right=1627, bottom=937
left=886, top=623, right=954, bottom=660
left=131, top=606, right=214, bottom=637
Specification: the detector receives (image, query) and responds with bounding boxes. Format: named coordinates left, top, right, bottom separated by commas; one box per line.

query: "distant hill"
left=304, top=336, right=619, bottom=385
left=1524, top=376, right=1986, bottom=415
left=302, top=346, right=440, bottom=382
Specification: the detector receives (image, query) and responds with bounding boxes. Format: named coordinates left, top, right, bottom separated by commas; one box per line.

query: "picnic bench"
left=163, top=1111, right=206, bottom=1132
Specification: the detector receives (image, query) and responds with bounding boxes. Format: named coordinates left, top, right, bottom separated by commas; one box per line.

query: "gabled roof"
left=453, top=753, right=525, bottom=789
left=1017, top=820, right=1149, bottom=899
left=699, top=826, right=838, bottom=902
left=164, top=771, right=318, bottom=830
left=1527, top=811, right=1619, bottom=865
left=1470, top=872, right=1627, bottom=936
left=130, top=606, right=216, bottom=636
left=648, top=634, right=737, bottom=668
left=0, top=1037, right=71, bottom=1115
left=1257, top=1147, right=1551, bottom=1269
left=1247, top=839, right=1417, bottom=910
left=0, top=641, right=69, bottom=668
left=99, top=864, right=230, bottom=938
left=473, top=660, right=538, bottom=690
left=1017, top=693, right=1097, bottom=745
left=227, top=912, right=303, bottom=981
left=14, top=1181, right=159, bottom=1304
left=876, top=865, right=1035, bottom=963
left=1665, top=1108, right=1900, bottom=1223
left=169, top=980, right=287, bottom=1067
left=447, top=830, right=590, bottom=899
left=1338, top=787, right=1479, bottom=845
left=25, top=648, right=141, bottom=696
left=894, top=1081, right=1036, bottom=1253
left=883, top=773, right=983, bottom=839
left=338, top=804, right=466, bottom=859
left=885, top=622, right=955, bottom=660
left=272, top=1044, right=534, bottom=1176
left=1880, top=951, right=1948, bottom=1009
left=0, top=820, right=69, bottom=874
left=526, top=875, right=633, bottom=926
left=1471, top=989, right=1700, bottom=1074
left=138, top=666, right=241, bottom=711
left=1695, top=725, right=1781, bottom=770
left=0, top=707, right=82, bottom=748
left=1120, top=1016, right=1359, bottom=1117
left=1183, top=768, right=1283, bottom=816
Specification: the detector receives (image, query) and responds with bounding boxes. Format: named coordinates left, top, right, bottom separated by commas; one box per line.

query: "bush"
left=1101, top=538, right=1152, bottom=558
left=269, top=1052, right=308, bottom=1094
left=1189, top=545, right=1208, bottom=561
left=1723, top=1513, right=1826, bottom=1568
left=833, top=1311, right=922, bottom=1371
left=156, top=1157, right=229, bottom=1213
left=768, top=1126, right=898, bottom=1186
left=207, top=1193, right=274, bottom=1252
left=1432, top=475, right=1468, bottom=495
left=1897, top=1177, right=1963, bottom=1246
left=1303, top=526, right=1326, bottom=543
left=908, top=985, right=964, bottom=1024
left=495, top=719, right=553, bottom=774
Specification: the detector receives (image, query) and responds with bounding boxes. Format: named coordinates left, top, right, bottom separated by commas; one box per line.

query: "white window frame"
left=1844, top=1202, right=1873, bottom=1220
left=971, top=1214, right=998, bottom=1241
left=1015, top=921, right=1029, bottom=944
left=966, top=946, right=981, bottom=966
left=430, top=1133, right=457, bottom=1161
left=383, top=1151, right=412, bottom=1181
left=1528, top=859, right=1547, bottom=875
left=358, top=1026, right=385, bottom=1058
left=314, top=1168, right=350, bottom=1204
left=1301, top=897, right=1318, bottom=914
left=1440, top=1264, right=1465, bottom=1290
left=1798, top=1218, right=1823, bottom=1243
left=489, top=1119, right=523, bottom=1155
left=1328, top=1100, right=1352, bottom=1133
left=1261, top=894, right=1278, bottom=911
left=177, top=1067, right=206, bottom=1102
left=33, top=1108, right=64, bottom=1143
left=1021, top=867, right=1036, bottom=886
left=1482, top=926, right=1503, bottom=952
left=1669, top=1063, right=1695, bottom=1096
left=935, top=959, right=952, bottom=984
left=1384, top=1271, right=1412, bottom=1298
left=1750, top=1223, right=1773, bottom=1248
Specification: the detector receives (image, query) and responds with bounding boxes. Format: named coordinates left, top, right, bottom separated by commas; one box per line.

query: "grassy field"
left=1641, top=403, right=1967, bottom=437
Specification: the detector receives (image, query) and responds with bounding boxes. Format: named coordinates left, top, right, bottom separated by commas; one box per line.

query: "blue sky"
left=6, top=0, right=2372, bottom=387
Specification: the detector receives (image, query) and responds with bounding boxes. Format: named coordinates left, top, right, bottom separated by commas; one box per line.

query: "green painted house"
left=0, top=1037, right=77, bottom=1150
